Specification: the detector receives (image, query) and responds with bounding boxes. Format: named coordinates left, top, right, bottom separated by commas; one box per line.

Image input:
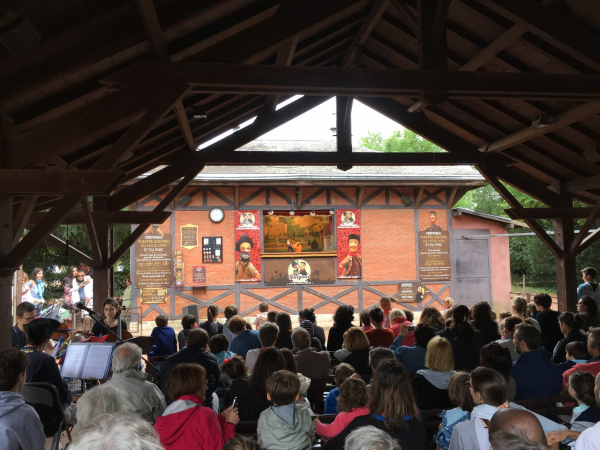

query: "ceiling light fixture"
left=188, top=105, right=207, bottom=120
left=531, top=114, right=554, bottom=129
left=310, top=200, right=316, bottom=216
left=290, top=200, right=295, bottom=216
left=268, top=199, right=274, bottom=216
left=329, top=199, right=335, bottom=215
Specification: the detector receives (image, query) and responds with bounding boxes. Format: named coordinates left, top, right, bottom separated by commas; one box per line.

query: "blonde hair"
left=425, top=336, right=454, bottom=372
left=510, top=296, right=528, bottom=317
left=443, top=297, right=454, bottom=308
left=343, top=327, right=370, bottom=352
left=389, top=309, right=405, bottom=322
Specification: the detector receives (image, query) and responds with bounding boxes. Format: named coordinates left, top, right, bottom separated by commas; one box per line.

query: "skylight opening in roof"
left=275, top=95, right=303, bottom=111
left=197, top=116, right=256, bottom=150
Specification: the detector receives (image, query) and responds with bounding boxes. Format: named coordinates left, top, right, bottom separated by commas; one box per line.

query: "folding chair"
left=20, top=382, right=72, bottom=450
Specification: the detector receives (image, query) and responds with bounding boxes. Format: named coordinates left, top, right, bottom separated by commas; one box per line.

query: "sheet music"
left=81, top=344, right=115, bottom=379
left=61, top=344, right=89, bottom=379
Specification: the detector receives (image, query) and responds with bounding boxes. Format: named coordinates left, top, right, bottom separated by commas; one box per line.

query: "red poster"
left=336, top=209, right=361, bottom=279
left=234, top=210, right=261, bottom=282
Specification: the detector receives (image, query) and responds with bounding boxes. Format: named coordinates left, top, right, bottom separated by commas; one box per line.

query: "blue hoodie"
left=0, top=391, right=46, bottom=450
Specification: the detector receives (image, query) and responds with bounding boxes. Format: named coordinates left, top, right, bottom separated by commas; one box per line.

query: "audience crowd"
left=4, top=267, right=600, bottom=450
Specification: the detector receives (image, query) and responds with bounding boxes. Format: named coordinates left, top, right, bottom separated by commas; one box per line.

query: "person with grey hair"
left=246, top=322, right=280, bottom=373
left=293, top=327, right=330, bottom=378
left=103, top=343, right=166, bottom=422
left=68, top=414, right=164, bottom=450
left=344, top=425, right=401, bottom=450
left=76, top=383, right=134, bottom=430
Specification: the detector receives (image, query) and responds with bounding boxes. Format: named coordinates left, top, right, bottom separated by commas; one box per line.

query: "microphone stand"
left=76, top=304, right=160, bottom=373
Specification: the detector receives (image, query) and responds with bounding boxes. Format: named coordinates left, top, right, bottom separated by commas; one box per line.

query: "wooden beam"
left=0, top=114, right=15, bottom=169
left=480, top=102, right=600, bottom=153
left=336, top=96, right=353, bottom=158
left=81, top=199, right=102, bottom=265
left=459, top=23, right=527, bottom=72
left=26, top=210, right=172, bottom=226
left=446, top=187, right=458, bottom=208
left=265, top=38, right=299, bottom=110
left=415, top=186, right=425, bottom=207
left=488, top=165, right=560, bottom=207
left=234, top=185, right=240, bottom=210
left=92, top=84, right=190, bottom=170
left=173, top=101, right=196, bottom=151
left=162, top=151, right=513, bottom=166
left=388, top=0, right=418, bottom=37
left=296, top=187, right=303, bottom=210
left=133, top=0, right=170, bottom=63
left=506, top=208, right=598, bottom=220
left=0, top=170, right=123, bottom=195
left=341, top=0, right=389, bottom=68
left=102, top=61, right=600, bottom=100
left=357, top=186, right=365, bottom=208
left=108, top=166, right=201, bottom=266
left=12, top=196, right=37, bottom=247
left=577, top=228, right=600, bottom=255
left=562, top=175, right=600, bottom=194
left=568, top=201, right=600, bottom=257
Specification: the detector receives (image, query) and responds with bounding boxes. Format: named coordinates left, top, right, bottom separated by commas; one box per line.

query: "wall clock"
left=209, top=208, right=225, bottom=224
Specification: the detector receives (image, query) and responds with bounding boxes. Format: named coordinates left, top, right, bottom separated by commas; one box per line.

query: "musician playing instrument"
left=91, top=298, right=129, bottom=337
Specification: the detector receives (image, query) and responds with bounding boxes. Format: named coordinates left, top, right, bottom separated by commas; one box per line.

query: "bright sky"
left=199, top=96, right=405, bottom=149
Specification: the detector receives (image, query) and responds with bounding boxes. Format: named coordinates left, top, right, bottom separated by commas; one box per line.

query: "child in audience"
left=267, top=311, right=278, bottom=323
left=546, top=371, right=600, bottom=446
left=150, top=315, right=177, bottom=356
left=210, top=334, right=235, bottom=366
left=436, top=372, right=474, bottom=450
left=279, top=348, right=312, bottom=412
left=254, top=302, right=269, bottom=329
left=314, top=378, right=369, bottom=439
left=324, top=363, right=356, bottom=414
left=359, top=311, right=373, bottom=332
left=177, top=314, right=196, bottom=351
left=221, top=356, right=264, bottom=422
left=257, top=370, right=315, bottom=450
left=557, top=341, right=591, bottom=375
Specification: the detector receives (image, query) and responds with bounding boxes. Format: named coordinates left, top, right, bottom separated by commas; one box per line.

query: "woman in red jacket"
left=155, top=363, right=239, bottom=449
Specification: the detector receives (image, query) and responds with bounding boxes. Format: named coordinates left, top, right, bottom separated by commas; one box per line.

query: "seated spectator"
left=314, top=378, right=369, bottom=438
left=222, top=435, right=263, bottom=450
left=12, top=302, right=36, bottom=349
left=150, top=314, right=177, bottom=357
left=567, top=372, right=600, bottom=449
left=443, top=297, right=455, bottom=315
left=578, top=267, right=600, bottom=302
left=547, top=371, right=600, bottom=446
left=160, top=328, right=219, bottom=407
left=436, top=372, right=474, bottom=450
left=104, top=343, right=166, bottom=422
left=471, top=301, right=501, bottom=344
left=488, top=408, right=547, bottom=447
left=324, top=363, right=356, bottom=414
left=223, top=305, right=239, bottom=343
left=495, top=316, right=521, bottom=363
left=420, top=306, right=446, bottom=332
left=327, top=305, right=355, bottom=352
left=359, top=310, right=373, bottom=333
left=498, top=311, right=512, bottom=322
left=246, top=322, right=279, bottom=373
left=199, top=305, right=224, bottom=339
left=438, top=305, right=484, bottom=371
left=0, top=347, right=45, bottom=450
left=221, top=356, right=264, bottom=421
left=510, top=296, right=540, bottom=332
left=254, top=302, right=270, bottom=330
left=209, top=334, right=235, bottom=366
left=275, top=312, right=294, bottom=350
left=344, top=425, right=401, bottom=450
left=228, top=315, right=262, bottom=359
left=267, top=311, right=278, bottom=324
left=76, top=383, right=134, bottom=430
left=412, top=336, right=456, bottom=411
left=21, top=318, right=77, bottom=424
left=69, top=414, right=165, bottom=450
left=578, top=295, right=600, bottom=331
left=448, top=367, right=566, bottom=450
left=300, top=308, right=326, bottom=349
left=557, top=341, right=591, bottom=375
left=323, top=360, right=427, bottom=450
left=512, top=323, right=562, bottom=400
left=380, top=297, right=393, bottom=328
left=403, top=309, right=415, bottom=323
left=480, top=343, right=516, bottom=402
left=489, top=430, right=547, bottom=450
left=298, top=317, right=323, bottom=351
left=365, top=307, right=394, bottom=348
left=257, top=370, right=315, bottom=450
left=562, top=326, right=600, bottom=389
left=177, top=314, right=196, bottom=351
left=337, top=327, right=371, bottom=376
left=293, top=327, right=330, bottom=378
left=389, top=309, right=413, bottom=339
left=249, top=347, right=287, bottom=412
left=533, top=293, right=563, bottom=353
left=527, top=302, right=538, bottom=319
left=279, top=348, right=312, bottom=411
left=390, top=323, right=435, bottom=373
left=552, top=311, right=587, bottom=364
left=155, top=363, right=238, bottom=449
left=369, top=347, right=396, bottom=374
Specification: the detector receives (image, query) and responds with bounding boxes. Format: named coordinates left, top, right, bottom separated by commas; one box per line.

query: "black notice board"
left=202, top=236, right=222, bottom=263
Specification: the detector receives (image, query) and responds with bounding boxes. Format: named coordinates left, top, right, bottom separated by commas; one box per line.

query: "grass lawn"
left=510, top=281, right=557, bottom=296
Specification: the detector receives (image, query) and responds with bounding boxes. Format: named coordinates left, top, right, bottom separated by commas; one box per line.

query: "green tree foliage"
left=360, top=130, right=445, bottom=153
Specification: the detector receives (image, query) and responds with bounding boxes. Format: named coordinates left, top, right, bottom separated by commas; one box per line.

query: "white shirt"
left=575, top=421, right=600, bottom=449
left=246, top=348, right=261, bottom=373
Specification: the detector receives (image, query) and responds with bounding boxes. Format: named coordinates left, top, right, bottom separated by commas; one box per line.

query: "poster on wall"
left=264, top=257, right=336, bottom=286
left=263, top=214, right=332, bottom=253
left=180, top=223, right=199, bottom=249
left=193, top=266, right=206, bottom=284
left=202, top=237, right=222, bottom=263
left=234, top=210, right=261, bottom=282
left=134, top=227, right=173, bottom=288
left=336, top=209, right=361, bottom=279
left=139, top=288, right=169, bottom=304
left=398, top=282, right=425, bottom=303
left=418, top=231, right=451, bottom=281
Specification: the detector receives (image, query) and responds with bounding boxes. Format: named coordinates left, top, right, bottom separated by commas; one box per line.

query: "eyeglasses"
left=465, top=381, right=473, bottom=390
left=19, top=315, right=36, bottom=322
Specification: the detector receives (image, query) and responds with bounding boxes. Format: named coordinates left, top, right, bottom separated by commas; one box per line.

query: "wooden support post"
left=554, top=215, right=577, bottom=312
left=0, top=195, right=13, bottom=349
left=336, top=96, right=353, bottom=171
left=93, top=196, right=111, bottom=315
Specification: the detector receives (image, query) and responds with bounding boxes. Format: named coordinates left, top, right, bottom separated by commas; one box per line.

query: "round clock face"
left=209, top=208, right=225, bottom=223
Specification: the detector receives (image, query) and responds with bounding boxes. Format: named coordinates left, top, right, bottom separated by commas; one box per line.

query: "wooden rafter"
left=568, top=201, right=600, bottom=257
left=341, top=0, right=389, bottom=68
left=81, top=199, right=102, bottom=264
left=0, top=170, right=123, bottom=195
left=388, top=0, right=418, bottom=37
left=506, top=208, right=599, bottom=220
left=26, top=211, right=172, bottom=226
left=265, top=38, right=299, bottom=110
left=46, top=234, right=93, bottom=267
left=12, top=196, right=37, bottom=247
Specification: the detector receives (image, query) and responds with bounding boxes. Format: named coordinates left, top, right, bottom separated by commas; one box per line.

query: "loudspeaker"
left=0, top=17, right=41, bottom=54
left=182, top=304, right=199, bottom=322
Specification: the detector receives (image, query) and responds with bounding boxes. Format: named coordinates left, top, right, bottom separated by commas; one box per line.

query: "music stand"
left=123, top=336, right=156, bottom=355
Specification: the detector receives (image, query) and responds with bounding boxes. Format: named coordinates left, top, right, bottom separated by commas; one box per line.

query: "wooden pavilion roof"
left=2, top=0, right=600, bottom=290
